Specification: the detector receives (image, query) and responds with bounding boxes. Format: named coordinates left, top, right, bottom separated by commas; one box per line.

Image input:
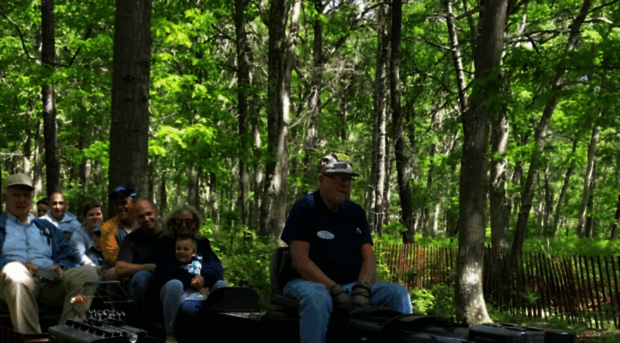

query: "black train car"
left=46, top=247, right=576, bottom=343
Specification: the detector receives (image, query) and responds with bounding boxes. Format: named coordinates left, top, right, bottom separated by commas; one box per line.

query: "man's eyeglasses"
left=175, top=219, right=195, bottom=228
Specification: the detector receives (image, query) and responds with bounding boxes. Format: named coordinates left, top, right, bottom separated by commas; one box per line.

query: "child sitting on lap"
left=175, top=237, right=209, bottom=299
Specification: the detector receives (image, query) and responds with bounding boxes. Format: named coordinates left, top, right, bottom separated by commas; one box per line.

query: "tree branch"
left=0, top=11, right=36, bottom=62
left=584, top=17, right=620, bottom=27
left=589, top=0, right=620, bottom=13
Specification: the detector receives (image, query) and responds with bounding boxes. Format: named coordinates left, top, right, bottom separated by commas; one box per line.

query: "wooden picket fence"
left=375, top=243, right=620, bottom=329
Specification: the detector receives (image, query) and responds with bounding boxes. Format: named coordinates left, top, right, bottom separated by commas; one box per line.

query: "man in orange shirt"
left=101, top=185, right=137, bottom=280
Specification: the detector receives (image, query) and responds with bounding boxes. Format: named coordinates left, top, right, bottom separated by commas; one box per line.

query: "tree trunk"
left=301, top=0, right=324, bottom=196
left=511, top=0, right=593, bottom=258
left=160, top=170, right=167, bottom=215
left=390, top=0, right=415, bottom=243
left=550, top=138, right=578, bottom=236
left=584, top=160, right=597, bottom=237
left=209, top=172, right=219, bottom=225
left=371, top=4, right=388, bottom=236
left=489, top=110, right=510, bottom=249
left=610, top=194, right=620, bottom=239
left=108, top=0, right=153, bottom=216
left=259, top=0, right=296, bottom=240
left=443, top=0, right=468, bottom=112
left=455, top=0, right=507, bottom=324
left=577, top=121, right=600, bottom=236
left=41, top=0, right=60, bottom=197
left=543, top=168, right=553, bottom=234
left=252, top=104, right=263, bottom=230
left=235, top=0, right=251, bottom=227
left=33, top=122, right=44, bottom=195
left=188, top=166, right=200, bottom=209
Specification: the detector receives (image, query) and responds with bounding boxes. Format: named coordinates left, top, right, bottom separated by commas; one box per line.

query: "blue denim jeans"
left=127, top=270, right=154, bottom=325
left=160, top=279, right=229, bottom=336
left=283, top=280, right=412, bottom=343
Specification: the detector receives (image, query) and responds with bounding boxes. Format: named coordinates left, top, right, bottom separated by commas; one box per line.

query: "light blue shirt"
left=69, top=226, right=95, bottom=266
left=3, top=213, right=54, bottom=269
left=41, top=211, right=81, bottom=234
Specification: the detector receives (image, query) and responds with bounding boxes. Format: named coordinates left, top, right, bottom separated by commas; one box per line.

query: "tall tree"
left=235, top=0, right=251, bottom=227
left=108, top=0, right=153, bottom=214
left=455, top=0, right=508, bottom=323
left=260, top=0, right=297, bottom=240
left=370, top=3, right=388, bottom=235
left=577, top=117, right=600, bottom=236
left=511, top=0, right=593, bottom=258
left=300, top=0, right=325, bottom=196
left=390, top=0, right=415, bottom=243
left=41, top=0, right=60, bottom=196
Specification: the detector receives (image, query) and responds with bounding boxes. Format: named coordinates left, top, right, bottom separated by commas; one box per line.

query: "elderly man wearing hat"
left=0, top=173, right=98, bottom=334
left=280, top=153, right=412, bottom=343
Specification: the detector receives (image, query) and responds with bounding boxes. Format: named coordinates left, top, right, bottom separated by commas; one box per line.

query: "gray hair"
left=163, top=203, right=203, bottom=240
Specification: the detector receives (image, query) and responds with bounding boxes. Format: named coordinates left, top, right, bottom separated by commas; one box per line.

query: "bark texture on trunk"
left=260, top=0, right=297, bottom=240
left=490, top=112, right=510, bottom=249
left=455, top=0, right=508, bottom=324
left=235, top=0, right=251, bottom=227
left=371, top=4, right=388, bottom=236
left=42, top=0, right=60, bottom=197
left=109, top=0, right=153, bottom=216
left=390, top=0, right=415, bottom=243
left=301, top=0, right=324, bottom=196
left=577, top=121, right=600, bottom=236
left=550, top=138, right=578, bottom=236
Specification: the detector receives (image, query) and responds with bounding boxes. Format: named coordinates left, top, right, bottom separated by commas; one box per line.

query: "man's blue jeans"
left=127, top=270, right=153, bottom=325
left=283, top=279, right=412, bottom=343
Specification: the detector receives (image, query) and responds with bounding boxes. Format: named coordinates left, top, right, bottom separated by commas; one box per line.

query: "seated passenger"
left=36, top=197, right=49, bottom=217
left=281, top=153, right=413, bottom=343
left=0, top=173, right=98, bottom=334
left=85, top=227, right=104, bottom=267
left=70, top=202, right=104, bottom=267
left=148, top=204, right=227, bottom=343
left=41, top=192, right=82, bottom=242
left=115, top=198, right=163, bottom=325
left=101, top=185, right=138, bottom=279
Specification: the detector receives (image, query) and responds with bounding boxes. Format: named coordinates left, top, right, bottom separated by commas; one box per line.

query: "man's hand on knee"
left=351, top=282, right=371, bottom=307
left=328, top=284, right=354, bottom=312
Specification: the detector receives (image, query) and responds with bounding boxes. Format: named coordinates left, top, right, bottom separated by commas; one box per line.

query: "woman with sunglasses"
left=147, top=204, right=227, bottom=343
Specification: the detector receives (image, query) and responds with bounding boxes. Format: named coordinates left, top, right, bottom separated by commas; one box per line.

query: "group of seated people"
left=0, top=173, right=225, bottom=343
left=1, top=152, right=413, bottom=343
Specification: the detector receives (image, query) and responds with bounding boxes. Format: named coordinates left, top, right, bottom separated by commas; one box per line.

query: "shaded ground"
left=577, top=330, right=620, bottom=343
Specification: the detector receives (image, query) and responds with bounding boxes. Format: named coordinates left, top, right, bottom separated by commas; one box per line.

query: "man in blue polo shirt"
left=281, top=153, right=412, bottom=343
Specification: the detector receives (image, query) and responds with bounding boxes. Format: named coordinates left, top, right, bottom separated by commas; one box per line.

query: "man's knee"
left=286, top=280, right=333, bottom=310
left=129, top=270, right=153, bottom=289
left=1, top=262, right=36, bottom=290
left=162, top=279, right=183, bottom=293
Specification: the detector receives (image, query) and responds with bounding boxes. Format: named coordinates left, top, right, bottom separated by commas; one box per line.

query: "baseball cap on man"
left=109, top=185, right=137, bottom=201
left=4, top=173, right=34, bottom=190
left=319, top=153, right=359, bottom=176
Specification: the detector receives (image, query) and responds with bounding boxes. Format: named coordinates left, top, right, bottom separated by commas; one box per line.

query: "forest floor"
left=577, top=330, right=620, bottom=342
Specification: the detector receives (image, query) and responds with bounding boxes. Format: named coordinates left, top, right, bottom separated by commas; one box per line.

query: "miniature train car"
left=44, top=247, right=576, bottom=343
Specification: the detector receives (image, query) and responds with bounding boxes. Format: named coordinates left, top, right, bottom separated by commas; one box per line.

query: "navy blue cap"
left=109, top=185, right=136, bottom=201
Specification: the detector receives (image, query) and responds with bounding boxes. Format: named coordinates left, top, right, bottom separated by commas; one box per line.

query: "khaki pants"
left=0, top=262, right=98, bottom=334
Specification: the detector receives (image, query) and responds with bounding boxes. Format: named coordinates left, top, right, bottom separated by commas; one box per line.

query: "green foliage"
left=409, top=285, right=456, bottom=318
left=522, top=236, right=620, bottom=257
left=204, top=211, right=276, bottom=311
